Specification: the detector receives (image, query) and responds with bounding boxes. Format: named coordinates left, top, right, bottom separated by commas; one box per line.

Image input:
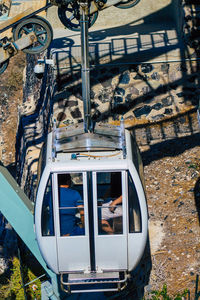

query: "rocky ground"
left=0, top=53, right=26, bottom=167
left=143, top=135, right=200, bottom=298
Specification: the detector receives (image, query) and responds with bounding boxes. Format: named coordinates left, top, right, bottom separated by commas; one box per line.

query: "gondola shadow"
left=194, top=177, right=200, bottom=225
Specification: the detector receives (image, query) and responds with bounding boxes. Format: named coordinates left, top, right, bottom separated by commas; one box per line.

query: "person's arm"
left=77, top=205, right=84, bottom=228
left=109, top=195, right=122, bottom=212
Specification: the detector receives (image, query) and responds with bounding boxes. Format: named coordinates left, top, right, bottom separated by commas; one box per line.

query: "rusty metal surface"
left=0, top=44, right=11, bottom=61
left=0, top=7, right=34, bottom=31
left=0, top=0, right=49, bottom=38
left=14, top=31, right=37, bottom=50
left=8, top=0, right=47, bottom=18
left=0, top=31, right=36, bottom=64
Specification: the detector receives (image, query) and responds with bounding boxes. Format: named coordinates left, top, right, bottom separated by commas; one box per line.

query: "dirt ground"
left=143, top=140, right=200, bottom=298
left=0, top=53, right=26, bottom=166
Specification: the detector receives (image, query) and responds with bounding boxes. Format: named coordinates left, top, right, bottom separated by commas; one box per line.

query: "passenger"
left=102, top=195, right=122, bottom=217
left=100, top=172, right=123, bottom=234
left=108, top=195, right=122, bottom=213
left=101, top=195, right=122, bottom=233
left=58, top=174, right=85, bottom=236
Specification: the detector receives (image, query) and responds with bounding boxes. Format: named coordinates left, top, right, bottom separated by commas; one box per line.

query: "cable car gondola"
left=35, top=121, right=148, bottom=293
left=35, top=1, right=147, bottom=294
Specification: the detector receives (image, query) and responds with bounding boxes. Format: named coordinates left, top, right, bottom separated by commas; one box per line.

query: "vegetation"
left=9, top=257, right=25, bottom=299
left=185, top=158, right=200, bottom=173
left=144, top=284, right=189, bottom=300
left=0, top=256, right=41, bottom=299
left=22, top=259, right=41, bottom=300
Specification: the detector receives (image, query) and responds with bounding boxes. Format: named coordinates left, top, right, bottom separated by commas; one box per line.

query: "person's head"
left=58, top=174, right=72, bottom=187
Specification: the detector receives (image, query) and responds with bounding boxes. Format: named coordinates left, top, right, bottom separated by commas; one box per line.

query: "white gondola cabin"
left=35, top=122, right=148, bottom=293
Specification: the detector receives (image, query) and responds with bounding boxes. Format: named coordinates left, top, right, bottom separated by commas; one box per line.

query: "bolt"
left=30, top=34, right=36, bottom=42
left=8, top=46, right=14, bottom=54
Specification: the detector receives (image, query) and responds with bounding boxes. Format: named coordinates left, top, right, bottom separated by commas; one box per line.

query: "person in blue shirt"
left=58, top=174, right=85, bottom=236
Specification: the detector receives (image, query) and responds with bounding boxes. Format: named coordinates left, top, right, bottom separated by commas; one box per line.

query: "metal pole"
left=80, top=1, right=91, bottom=132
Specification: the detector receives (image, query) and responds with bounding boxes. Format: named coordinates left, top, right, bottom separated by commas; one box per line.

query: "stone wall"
left=15, top=53, right=55, bottom=199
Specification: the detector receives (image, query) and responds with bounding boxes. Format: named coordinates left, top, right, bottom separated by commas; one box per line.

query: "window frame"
left=41, top=173, right=55, bottom=237
left=127, top=171, right=142, bottom=234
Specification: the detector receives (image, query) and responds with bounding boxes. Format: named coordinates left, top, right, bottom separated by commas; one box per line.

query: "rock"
left=142, top=86, right=151, bottom=94
left=134, top=105, right=152, bottom=118
left=145, top=284, right=152, bottom=292
left=57, top=112, right=66, bottom=121
left=71, top=107, right=82, bottom=118
left=178, top=201, right=184, bottom=207
left=161, top=96, right=173, bottom=106
left=141, top=63, right=153, bottom=73
left=129, top=86, right=139, bottom=95
left=66, top=100, right=78, bottom=108
left=151, top=72, right=160, bottom=80
left=164, top=108, right=173, bottom=115
left=161, top=63, right=170, bottom=74
left=114, top=87, right=125, bottom=96
left=151, top=114, right=164, bottom=121
left=152, top=103, right=163, bottom=111
left=119, top=72, right=130, bottom=84
left=0, top=258, right=7, bottom=275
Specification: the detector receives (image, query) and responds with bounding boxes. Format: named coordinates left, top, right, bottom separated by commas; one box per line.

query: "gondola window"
left=58, top=173, right=85, bottom=236
left=128, top=172, right=142, bottom=233
left=97, top=172, right=123, bottom=235
left=41, top=175, right=54, bottom=236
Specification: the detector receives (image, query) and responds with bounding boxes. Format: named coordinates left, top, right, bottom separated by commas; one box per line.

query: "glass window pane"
left=58, top=173, right=85, bottom=236
left=128, top=172, right=142, bottom=233
left=97, top=172, right=123, bottom=235
left=41, top=175, right=54, bottom=236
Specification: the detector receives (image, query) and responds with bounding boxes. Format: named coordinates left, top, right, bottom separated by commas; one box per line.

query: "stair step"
left=68, top=271, right=120, bottom=283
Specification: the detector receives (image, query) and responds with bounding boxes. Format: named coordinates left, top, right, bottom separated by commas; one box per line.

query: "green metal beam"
left=0, top=166, right=59, bottom=299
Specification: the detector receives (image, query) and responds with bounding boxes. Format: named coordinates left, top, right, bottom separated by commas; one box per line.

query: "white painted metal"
left=125, top=129, right=148, bottom=271
left=55, top=172, right=91, bottom=272
left=127, top=165, right=147, bottom=270
left=93, top=171, right=127, bottom=271
left=57, top=237, right=90, bottom=272
left=35, top=165, right=59, bottom=274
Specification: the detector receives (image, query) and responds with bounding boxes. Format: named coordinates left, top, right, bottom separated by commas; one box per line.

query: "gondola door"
left=93, top=171, right=127, bottom=271
left=54, top=172, right=90, bottom=273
